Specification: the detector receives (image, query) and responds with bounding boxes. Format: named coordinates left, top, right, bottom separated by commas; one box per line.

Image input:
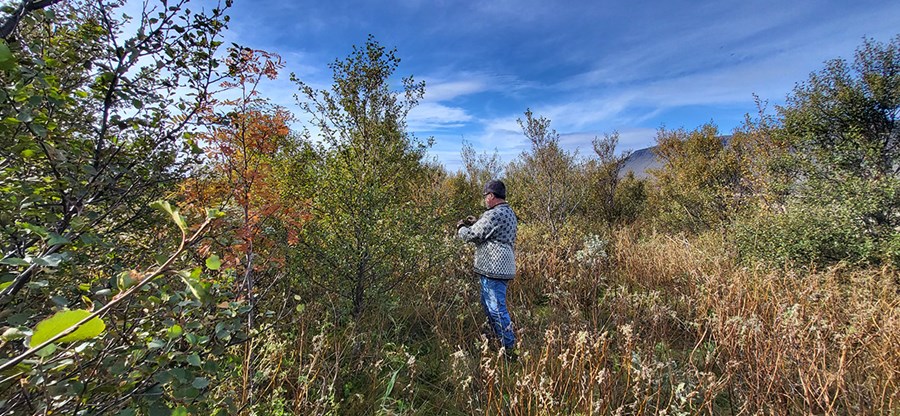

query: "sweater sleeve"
left=457, top=211, right=496, bottom=244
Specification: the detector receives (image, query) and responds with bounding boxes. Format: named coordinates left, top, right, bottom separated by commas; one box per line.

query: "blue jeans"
left=480, top=275, right=516, bottom=348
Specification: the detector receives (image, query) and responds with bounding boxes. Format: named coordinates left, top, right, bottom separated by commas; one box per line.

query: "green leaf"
left=116, top=270, right=140, bottom=291
left=172, top=407, right=188, bottom=416
left=7, top=311, right=32, bottom=326
left=79, top=233, right=103, bottom=246
left=167, top=324, right=183, bottom=339
left=0, top=281, right=12, bottom=291
left=30, top=309, right=105, bottom=347
left=177, top=268, right=208, bottom=302
left=0, top=41, right=11, bottom=61
left=148, top=338, right=166, bottom=349
left=33, top=253, right=65, bottom=267
left=46, top=233, right=71, bottom=246
left=154, top=371, right=173, bottom=384
left=174, top=386, right=200, bottom=400
left=191, top=377, right=209, bottom=389
left=150, top=200, right=187, bottom=232
left=205, top=208, right=225, bottom=220
left=0, top=257, right=28, bottom=266
left=170, top=367, right=190, bottom=383
left=0, top=40, right=14, bottom=70
left=18, top=222, right=49, bottom=238
left=31, top=123, right=47, bottom=137
left=27, top=280, right=48, bottom=289
left=186, top=353, right=201, bottom=367
left=381, top=369, right=400, bottom=404
left=205, top=254, right=221, bottom=270
left=16, top=110, right=33, bottom=123
left=148, top=402, right=170, bottom=416
left=1, top=327, right=25, bottom=341
left=36, top=343, right=57, bottom=357
left=50, top=295, right=68, bottom=306
left=69, top=380, right=85, bottom=394
left=153, top=253, right=169, bottom=266
left=81, top=296, right=94, bottom=311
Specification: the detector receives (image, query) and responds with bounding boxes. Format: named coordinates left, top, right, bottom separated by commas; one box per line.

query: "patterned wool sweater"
left=457, top=202, right=518, bottom=279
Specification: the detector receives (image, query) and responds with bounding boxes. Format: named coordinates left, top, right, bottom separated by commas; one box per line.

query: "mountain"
left=619, top=146, right=661, bottom=179
left=618, top=135, right=732, bottom=179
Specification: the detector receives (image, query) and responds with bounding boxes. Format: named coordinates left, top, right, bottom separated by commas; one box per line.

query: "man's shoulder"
left=495, top=204, right=517, bottom=222
left=486, top=202, right=516, bottom=218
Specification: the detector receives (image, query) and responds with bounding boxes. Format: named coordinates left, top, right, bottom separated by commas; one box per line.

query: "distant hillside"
left=619, top=146, right=661, bottom=179
left=618, top=135, right=732, bottom=179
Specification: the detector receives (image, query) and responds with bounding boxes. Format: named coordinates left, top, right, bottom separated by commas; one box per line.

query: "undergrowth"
left=249, top=225, right=899, bottom=415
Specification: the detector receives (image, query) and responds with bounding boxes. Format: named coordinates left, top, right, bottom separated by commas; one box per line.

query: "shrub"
left=733, top=202, right=879, bottom=267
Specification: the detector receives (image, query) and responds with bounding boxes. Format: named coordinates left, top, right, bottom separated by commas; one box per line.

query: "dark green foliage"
left=886, top=231, right=900, bottom=266
left=290, top=36, right=446, bottom=319
left=734, top=36, right=900, bottom=267
left=647, top=124, right=743, bottom=233
left=439, top=170, right=480, bottom=226
left=0, top=0, right=229, bottom=299
left=583, top=132, right=642, bottom=226
left=0, top=1, right=241, bottom=414
left=611, top=172, right=647, bottom=225
left=733, top=202, right=879, bottom=266
left=781, top=36, right=899, bottom=185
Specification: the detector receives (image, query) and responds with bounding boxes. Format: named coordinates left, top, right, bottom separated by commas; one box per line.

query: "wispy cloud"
left=407, top=102, right=473, bottom=131
left=162, top=0, right=900, bottom=171
left=422, top=78, right=488, bottom=101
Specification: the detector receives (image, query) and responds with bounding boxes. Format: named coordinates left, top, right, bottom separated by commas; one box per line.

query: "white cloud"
left=137, top=0, right=900, bottom=173
left=537, top=93, right=640, bottom=131
left=465, top=116, right=529, bottom=162
left=541, top=1, right=900, bottom=136
left=423, top=79, right=488, bottom=101
left=615, top=128, right=659, bottom=152
left=407, top=102, right=473, bottom=131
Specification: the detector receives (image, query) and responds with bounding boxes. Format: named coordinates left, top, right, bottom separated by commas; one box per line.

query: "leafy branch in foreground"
left=0, top=0, right=231, bottom=304
left=0, top=201, right=222, bottom=374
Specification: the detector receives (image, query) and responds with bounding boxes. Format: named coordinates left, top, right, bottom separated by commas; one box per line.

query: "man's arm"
left=457, top=211, right=496, bottom=244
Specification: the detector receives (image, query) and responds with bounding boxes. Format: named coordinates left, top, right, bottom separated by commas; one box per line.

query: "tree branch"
left=0, top=216, right=216, bottom=374
left=0, top=0, right=64, bottom=39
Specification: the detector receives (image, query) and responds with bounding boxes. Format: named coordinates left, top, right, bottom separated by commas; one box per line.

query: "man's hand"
left=457, top=215, right=477, bottom=230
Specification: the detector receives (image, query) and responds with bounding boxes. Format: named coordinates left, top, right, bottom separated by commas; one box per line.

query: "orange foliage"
left=181, top=47, right=308, bottom=271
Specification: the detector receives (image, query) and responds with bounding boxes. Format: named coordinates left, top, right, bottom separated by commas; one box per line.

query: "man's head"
left=483, top=180, right=506, bottom=208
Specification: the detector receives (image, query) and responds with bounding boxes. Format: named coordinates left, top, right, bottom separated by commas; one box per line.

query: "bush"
left=733, top=202, right=880, bottom=267
left=884, top=231, right=900, bottom=267
left=646, top=124, right=744, bottom=233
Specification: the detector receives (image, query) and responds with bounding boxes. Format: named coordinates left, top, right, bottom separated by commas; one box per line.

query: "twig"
left=0, top=217, right=214, bottom=373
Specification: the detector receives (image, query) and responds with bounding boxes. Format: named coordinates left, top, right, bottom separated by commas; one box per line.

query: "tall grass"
left=247, top=225, right=899, bottom=414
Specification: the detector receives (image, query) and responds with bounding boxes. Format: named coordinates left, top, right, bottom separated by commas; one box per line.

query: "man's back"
left=458, top=202, right=517, bottom=279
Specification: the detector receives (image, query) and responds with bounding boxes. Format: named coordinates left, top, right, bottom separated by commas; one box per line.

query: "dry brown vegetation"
left=247, top=225, right=899, bottom=415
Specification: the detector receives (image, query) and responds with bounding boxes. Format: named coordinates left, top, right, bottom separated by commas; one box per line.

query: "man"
left=457, top=180, right=518, bottom=360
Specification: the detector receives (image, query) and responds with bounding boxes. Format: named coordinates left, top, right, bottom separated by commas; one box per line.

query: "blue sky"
left=185, top=0, right=899, bottom=171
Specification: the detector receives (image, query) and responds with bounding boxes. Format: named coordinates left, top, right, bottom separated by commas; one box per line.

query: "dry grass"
left=251, top=226, right=899, bottom=415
